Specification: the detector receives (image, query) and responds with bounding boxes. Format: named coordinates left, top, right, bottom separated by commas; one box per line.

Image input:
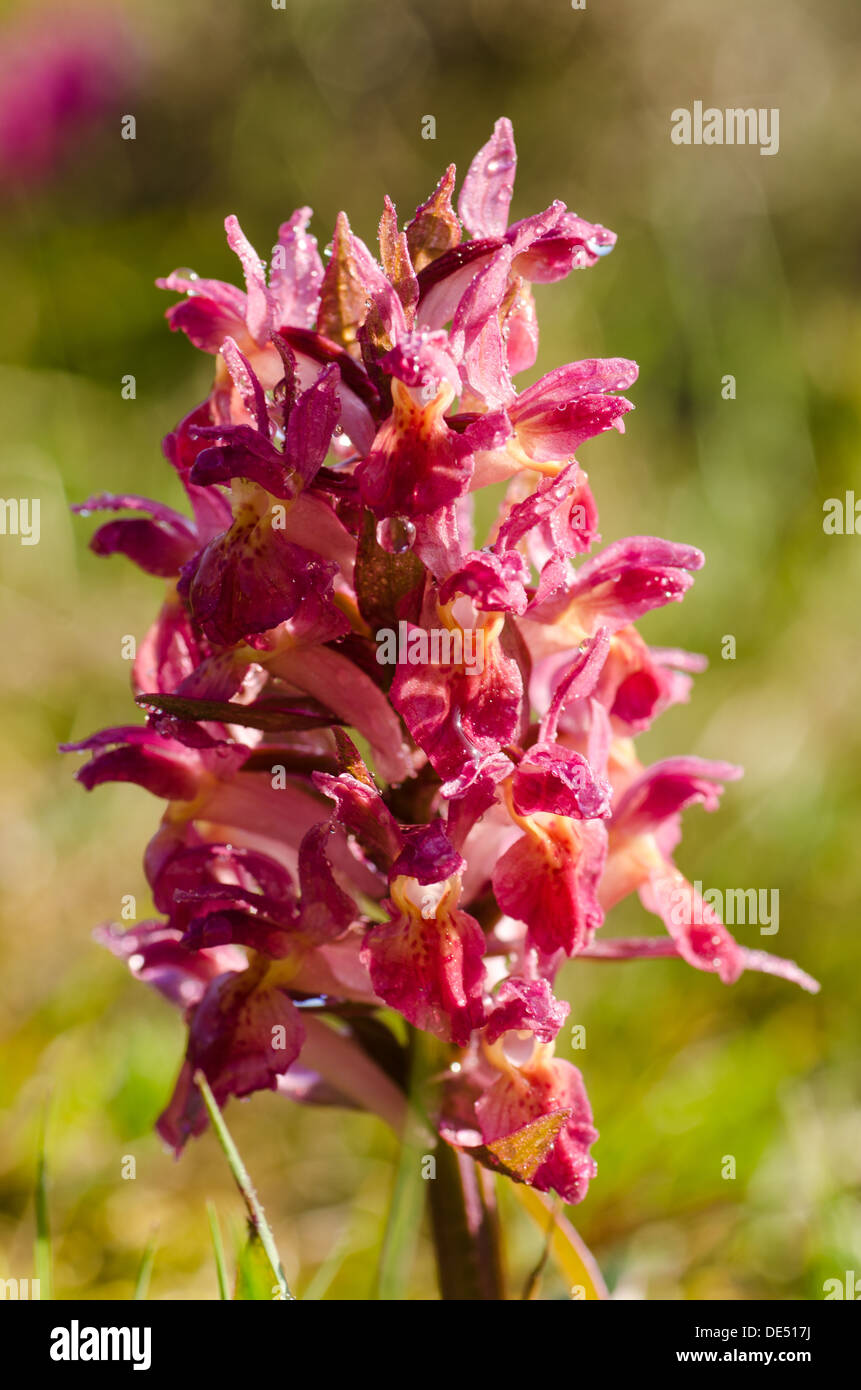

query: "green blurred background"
left=1, top=0, right=859, bottom=1300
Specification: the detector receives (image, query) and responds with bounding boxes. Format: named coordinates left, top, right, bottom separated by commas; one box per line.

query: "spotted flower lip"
left=67, top=117, right=818, bottom=1208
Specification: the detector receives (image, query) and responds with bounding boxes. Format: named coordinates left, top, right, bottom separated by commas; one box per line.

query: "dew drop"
left=175, top=268, right=204, bottom=296
left=586, top=236, right=614, bottom=259
left=376, top=515, right=416, bottom=553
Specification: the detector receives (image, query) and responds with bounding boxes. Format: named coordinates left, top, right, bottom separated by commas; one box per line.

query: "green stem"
left=427, top=1141, right=506, bottom=1300
left=195, top=1070, right=294, bottom=1301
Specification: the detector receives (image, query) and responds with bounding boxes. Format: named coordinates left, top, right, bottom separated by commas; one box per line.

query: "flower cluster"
left=67, top=120, right=817, bottom=1204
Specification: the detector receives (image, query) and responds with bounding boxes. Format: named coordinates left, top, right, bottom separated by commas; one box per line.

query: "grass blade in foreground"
left=514, top=1185, right=608, bottom=1300
left=34, top=1101, right=53, bottom=1301
left=195, top=1070, right=294, bottom=1302
left=207, top=1201, right=230, bottom=1301
left=133, top=1235, right=158, bottom=1300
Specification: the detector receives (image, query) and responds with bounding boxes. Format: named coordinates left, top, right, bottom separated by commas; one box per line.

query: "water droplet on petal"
left=376, top=516, right=416, bottom=553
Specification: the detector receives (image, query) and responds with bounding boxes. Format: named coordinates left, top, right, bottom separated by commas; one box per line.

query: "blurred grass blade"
left=522, top=1199, right=556, bottom=1300
left=133, top=1235, right=158, bottom=1301
left=194, top=1070, right=294, bottom=1302
left=514, top=1185, right=608, bottom=1300
left=374, top=1131, right=426, bottom=1299
left=301, top=1224, right=353, bottom=1302
left=207, top=1201, right=230, bottom=1301
left=374, top=1030, right=437, bottom=1300
left=34, top=1101, right=53, bottom=1301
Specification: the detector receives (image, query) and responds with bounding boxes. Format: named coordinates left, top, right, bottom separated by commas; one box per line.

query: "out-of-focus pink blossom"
left=0, top=6, right=138, bottom=187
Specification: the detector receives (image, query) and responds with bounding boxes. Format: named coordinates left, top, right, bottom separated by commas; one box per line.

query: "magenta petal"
left=512, top=744, right=612, bottom=820
left=641, top=870, right=745, bottom=984
left=511, top=379, right=635, bottom=462
left=224, top=214, right=275, bottom=346
left=361, top=890, right=486, bottom=1046
left=314, top=770, right=402, bottom=872
left=612, top=756, right=743, bottom=837
left=357, top=390, right=475, bottom=518
left=87, top=516, right=197, bottom=578
left=451, top=245, right=516, bottom=408
left=737, top=948, right=820, bottom=995
left=416, top=241, right=501, bottom=333
left=493, top=819, right=607, bottom=956
left=497, top=458, right=598, bottom=559
left=269, top=646, right=412, bottom=785
left=157, top=270, right=246, bottom=317
left=390, top=821, right=464, bottom=886
left=438, top=548, right=530, bottom=614
left=162, top=296, right=245, bottom=355
left=61, top=726, right=204, bottom=801
left=271, top=206, right=324, bottom=330
left=484, top=977, right=569, bottom=1044
left=133, top=595, right=202, bottom=695
left=476, top=1055, right=598, bottom=1205
left=504, top=284, right=539, bottom=375
left=150, top=838, right=295, bottom=924
left=511, top=211, right=617, bottom=281
left=75, top=492, right=198, bottom=577
left=157, top=969, right=306, bottom=1151
left=190, top=435, right=292, bottom=499
left=458, top=117, right=517, bottom=239
left=391, top=632, right=522, bottom=787
left=378, top=331, right=461, bottom=398
left=566, top=537, right=704, bottom=633
left=95, top=922, right=244, bottom=1009
left=284, top=362, right=341, bottom=484
left=184, top=515, right=338, bottom=647
left=221, top=336, right=270, bottom=434
left=296, top=822, right=357, bottom=941
left=162, top=403, right=234, bottom=541
left=541, top=628, right=611, bottom=742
